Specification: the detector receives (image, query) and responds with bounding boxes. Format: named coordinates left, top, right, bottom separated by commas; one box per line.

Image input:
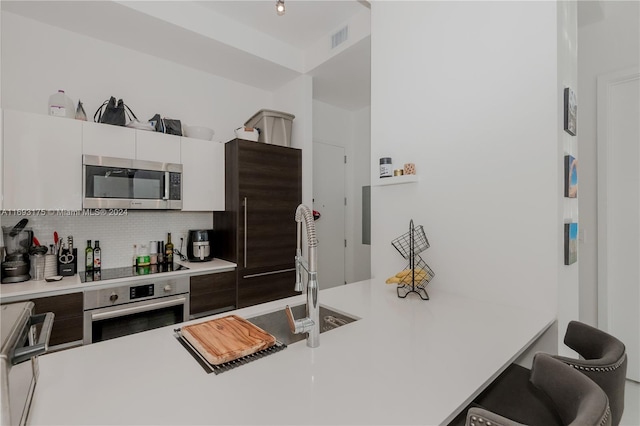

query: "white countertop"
left=0, top=258, right=237, bottom=303
left=28, top=280, right=554, bottom=425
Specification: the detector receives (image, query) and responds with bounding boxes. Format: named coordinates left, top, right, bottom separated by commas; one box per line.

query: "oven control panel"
left=130, top=284, right=154, bottom=300
left=83, top=277, right=190, bottom=310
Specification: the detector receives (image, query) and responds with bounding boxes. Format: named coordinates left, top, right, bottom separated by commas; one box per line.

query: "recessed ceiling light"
left=276, top=0, right=285, bottom=16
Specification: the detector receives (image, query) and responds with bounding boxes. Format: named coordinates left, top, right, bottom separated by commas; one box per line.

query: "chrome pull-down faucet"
left=285, top=204, right=320, bottom=348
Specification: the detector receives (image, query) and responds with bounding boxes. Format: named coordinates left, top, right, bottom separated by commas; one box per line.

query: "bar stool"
left=553, top=321, right=627, bottom=426
left=466, top=353, right=611, bottom=426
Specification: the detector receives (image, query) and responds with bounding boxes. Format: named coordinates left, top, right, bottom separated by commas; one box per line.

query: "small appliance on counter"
left=1, top=219, right=33, bottom=284
left=187, top=230, right=214, bottom=262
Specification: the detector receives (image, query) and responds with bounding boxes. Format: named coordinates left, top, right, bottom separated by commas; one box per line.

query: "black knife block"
left=58, top=248, right=77, bottom=276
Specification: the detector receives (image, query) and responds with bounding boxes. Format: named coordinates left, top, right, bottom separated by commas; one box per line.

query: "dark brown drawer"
left=32, top=293, right=83, bottom=319
left=32, top=292, right=84, bottom=346
left=190, top=272, right=237, bottom=316
left=238, top=270, right=297, bottom=308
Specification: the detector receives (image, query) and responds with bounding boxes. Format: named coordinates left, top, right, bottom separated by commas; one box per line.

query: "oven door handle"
left=91, top=296, right=186, bottom=322
left=12, top=312, right=55, bottom=365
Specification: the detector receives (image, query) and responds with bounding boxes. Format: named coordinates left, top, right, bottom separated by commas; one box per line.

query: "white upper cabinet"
left=180, top=137, right=224, bottom=211
left=82, top=121, right=180, bottom=164
left=3, top=110, right=83, bottom=210
left=136, top=131, right=181, bottom=164
left=82, top=121, right=136, bottom=159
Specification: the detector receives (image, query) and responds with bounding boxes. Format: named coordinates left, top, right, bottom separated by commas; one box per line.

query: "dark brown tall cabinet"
left=214, top=139, right=302, bottom=308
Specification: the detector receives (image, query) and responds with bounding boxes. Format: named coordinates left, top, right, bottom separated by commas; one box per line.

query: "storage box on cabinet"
left=32, top=292, right=83, bottom=348
left=189, top=271, right=236, bottom=319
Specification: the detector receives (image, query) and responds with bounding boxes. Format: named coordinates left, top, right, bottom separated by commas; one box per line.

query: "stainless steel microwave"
left=83, top=155, right=183, bottom=210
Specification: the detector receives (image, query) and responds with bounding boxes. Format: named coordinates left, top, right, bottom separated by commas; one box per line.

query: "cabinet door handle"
left=243, top=268, right=296, bottom=279
left=243, top=197, right=248, bottom=268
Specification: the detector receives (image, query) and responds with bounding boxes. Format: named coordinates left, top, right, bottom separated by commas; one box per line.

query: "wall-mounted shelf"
left=373, top=175, right=420, bottom=186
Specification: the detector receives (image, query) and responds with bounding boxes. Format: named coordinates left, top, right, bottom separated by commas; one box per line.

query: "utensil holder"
left=44, top=254, right=57, bottom=278
left=58, top=248, right=77, bottom=276
left=30, top=254, right=46, bottom=281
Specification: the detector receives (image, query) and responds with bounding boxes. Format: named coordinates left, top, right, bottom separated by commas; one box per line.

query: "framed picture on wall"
left=564, top=222, right=578, bottom=265
left=564, top=155, right=578, bottom=198
left=564, top=87, right=577, bottom=135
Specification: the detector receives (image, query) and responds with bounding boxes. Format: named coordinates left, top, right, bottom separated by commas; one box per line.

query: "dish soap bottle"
left=165, top=233, right=174, bottom=264
left=93, top=240, right=102, bottom=271
left=85, top=240, right=93, bottom=272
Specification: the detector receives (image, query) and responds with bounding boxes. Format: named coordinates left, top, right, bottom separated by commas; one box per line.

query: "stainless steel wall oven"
left=83, top=277, right=189, bottom=345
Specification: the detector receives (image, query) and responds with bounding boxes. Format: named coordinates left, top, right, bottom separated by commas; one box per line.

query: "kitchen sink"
left=246, top=304, right=358, bottom=345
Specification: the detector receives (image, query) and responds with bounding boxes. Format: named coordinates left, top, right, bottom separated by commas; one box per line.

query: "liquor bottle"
left=165, top=233, right=174, bottom=264
left=85, top=240, right=93, bottom=272
left=132, top=244, right=138, bottom=267
left=93, top=240, right=102, bottom=271
left=157, top=241, right=164, bottom=265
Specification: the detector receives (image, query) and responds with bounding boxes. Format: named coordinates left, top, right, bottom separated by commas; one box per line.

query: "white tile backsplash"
left=1, top=212, right=213, bottom=270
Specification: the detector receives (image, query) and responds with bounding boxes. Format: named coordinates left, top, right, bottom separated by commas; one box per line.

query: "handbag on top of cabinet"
left=93, top=97, right=137, bottom=126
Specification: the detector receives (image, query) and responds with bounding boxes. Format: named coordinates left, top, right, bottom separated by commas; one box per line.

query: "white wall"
left=312, top=100, right=371, bottom=284
left=0, top=11, right=273, bottom=143
left=577, top=1, right=640, bottom=326
left=370, top=2, right=560, bottom=318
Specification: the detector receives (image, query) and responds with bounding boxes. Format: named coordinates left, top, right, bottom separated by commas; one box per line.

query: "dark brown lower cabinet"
left=189, top=271, right=237, bottom=319
left=31, top=292, right=83, bottom=347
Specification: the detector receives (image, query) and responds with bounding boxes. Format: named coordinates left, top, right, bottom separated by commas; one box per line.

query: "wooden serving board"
left=181, top=315, right=276, bottom=365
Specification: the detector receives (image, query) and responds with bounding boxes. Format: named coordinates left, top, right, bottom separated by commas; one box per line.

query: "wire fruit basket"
left=390, top=220, right=434, bottom=300
left=391, top=225, right=430, bottom=259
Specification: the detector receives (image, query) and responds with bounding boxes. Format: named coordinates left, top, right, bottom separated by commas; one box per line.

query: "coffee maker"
left=187, top=230, right=214, bottom=262
left=1, top=220, right=33, bottom=284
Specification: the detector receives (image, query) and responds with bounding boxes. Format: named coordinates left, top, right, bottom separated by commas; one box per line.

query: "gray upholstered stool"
left=553, top=321, right=627, bottom=426
left=466, top=353, right=611, bottom=426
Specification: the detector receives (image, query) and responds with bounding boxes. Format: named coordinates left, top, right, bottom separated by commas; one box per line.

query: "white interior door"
left=313, top=142, right=345, bottom=289
left=597, top=67, right=640, bottom=382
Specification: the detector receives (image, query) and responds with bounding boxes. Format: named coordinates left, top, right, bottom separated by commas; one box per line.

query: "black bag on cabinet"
left=94, top=97, right=137, bottom=126
left=149, top=113, right=183, bottom=136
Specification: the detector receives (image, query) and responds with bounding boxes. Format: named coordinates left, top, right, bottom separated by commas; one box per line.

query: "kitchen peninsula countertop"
left=28, top=280, right=554, bottom=425
left=0, top=258, right=237, bottom=303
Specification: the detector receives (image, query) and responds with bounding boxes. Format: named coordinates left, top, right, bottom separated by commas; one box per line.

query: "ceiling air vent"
left=331, top=26, right=349, bottom=49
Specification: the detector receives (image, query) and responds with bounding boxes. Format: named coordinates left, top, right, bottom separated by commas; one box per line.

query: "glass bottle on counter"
left=132, top=244, right=138, bottom=267
left=149, top=241, right=158, bottom=265
left=165, top=233, right=174, bottom=264
left=93, top=240, right=101, bottom=271
left=85, top=240, right=93, bottom=272
left=157, top=241, right=164, bottom=265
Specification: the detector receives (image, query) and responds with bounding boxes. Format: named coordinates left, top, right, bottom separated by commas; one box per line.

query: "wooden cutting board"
left=181, top=315, right=276, bottom=365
